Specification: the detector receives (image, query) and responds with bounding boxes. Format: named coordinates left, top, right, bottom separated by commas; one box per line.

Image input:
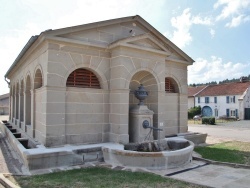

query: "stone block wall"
left=65, top=88, right=109, bottom=145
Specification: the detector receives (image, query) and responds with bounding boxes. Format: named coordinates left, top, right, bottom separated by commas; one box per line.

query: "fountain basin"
left=102, top=138, right=194, bottom=170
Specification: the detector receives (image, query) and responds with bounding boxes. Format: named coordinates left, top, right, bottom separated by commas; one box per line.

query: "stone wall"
left=65, top=88, right=109, bottom=145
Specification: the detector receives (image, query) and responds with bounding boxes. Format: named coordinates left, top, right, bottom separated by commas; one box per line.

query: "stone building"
left=5, top=15, right=194, bottom=147
left=0, top=93, right=9, bottom=115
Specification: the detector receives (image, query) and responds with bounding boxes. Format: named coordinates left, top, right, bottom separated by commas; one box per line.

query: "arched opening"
left=34, top=68, right=43, bottom=138
left=165, top=77, right=179, bottom=93
left=16, top=82, right=19, bottom=123
left=34, top=68, right=43, bottom=89
left=202, top=106, right=212, bottom=117
left=25, top=75, right=31, bottom=127
left=66, top=68, right=101, bottom=89
left=11, top=85, right=15, bottom=121
left=20, top=79, right=24, bottom=125
left=129, top=71, right=159, bottom=141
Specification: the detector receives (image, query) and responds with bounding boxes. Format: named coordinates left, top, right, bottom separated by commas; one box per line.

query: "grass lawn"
left=11, top=167, right=204, bottom=188
left=195, top=141, right=250, bottom=165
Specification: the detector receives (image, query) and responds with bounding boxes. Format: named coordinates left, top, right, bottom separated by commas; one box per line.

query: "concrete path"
left=188, top=120, right=250, bottom=142
left=152, top=161, right=250, bottom=188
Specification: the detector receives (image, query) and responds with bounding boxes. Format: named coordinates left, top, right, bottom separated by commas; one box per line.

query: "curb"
left=193, top=156, right=250, bottom=169
left=0, top=174, right=20, bottom=188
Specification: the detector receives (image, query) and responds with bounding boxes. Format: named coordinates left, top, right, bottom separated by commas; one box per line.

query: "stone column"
left=30, top=89, right=35, bottom=138
left=20, top=89, right=24, bottom=121
left=109, top=47, right=135, bottom=144
left=14, top=91, right=17, bottom=124
left=44, top=86, right=66, bottom=147
left=109, top=89, right=130, bottom=144
left=179, top=93, right=188, bottom=133
left=10, top=95, right=13, bottom=122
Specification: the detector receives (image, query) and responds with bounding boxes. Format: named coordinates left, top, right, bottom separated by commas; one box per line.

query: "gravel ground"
left=0, top=116, right=27, bottom=175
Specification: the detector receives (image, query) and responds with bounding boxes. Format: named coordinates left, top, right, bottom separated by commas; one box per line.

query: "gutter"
left=4, top=35, right=39, bottom=79
left=4, top=77, right=10, bottom=88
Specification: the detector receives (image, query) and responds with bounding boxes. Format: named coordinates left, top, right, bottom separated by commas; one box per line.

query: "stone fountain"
left=102, top=84, right=194, bottom=170
left=129, top=84, right=162, bottom=142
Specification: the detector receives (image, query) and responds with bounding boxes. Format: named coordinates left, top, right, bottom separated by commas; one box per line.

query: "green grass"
left=13, top=167, right=204, bottom=188
left=195, top=141, right=250, bottom=165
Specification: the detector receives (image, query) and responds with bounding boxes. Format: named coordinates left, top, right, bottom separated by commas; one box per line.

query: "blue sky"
left=1, top=0, right=250, bottom=95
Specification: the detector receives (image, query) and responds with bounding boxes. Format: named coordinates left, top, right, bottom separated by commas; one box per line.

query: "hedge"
left=202, top=117, right=215, bottom=125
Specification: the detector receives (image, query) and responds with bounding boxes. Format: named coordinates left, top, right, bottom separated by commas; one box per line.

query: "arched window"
left=34, top=68, right=43, bottom=89
left=165, top=77, right=178, bottom=93
left=66, top=68, right=100, bottom=89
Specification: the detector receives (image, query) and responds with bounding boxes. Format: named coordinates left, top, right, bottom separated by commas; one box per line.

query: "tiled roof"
left=0, top=93, right=9, bottom=100
left=188, top=86, right=207, bottom=97
left=195, top=81, right=250, bottom=96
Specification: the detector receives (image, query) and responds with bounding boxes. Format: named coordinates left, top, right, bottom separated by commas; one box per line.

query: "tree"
left=188, top=106, right=201, bottom=119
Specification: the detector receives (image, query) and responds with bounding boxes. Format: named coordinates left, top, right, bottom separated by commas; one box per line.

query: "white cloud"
left=214, top=0, right=250, bottom=27
left=188, top=56, right=250, bottom=84
left=170, top=8, right=192, bottom=48
left=210, top=28, right=215, bottom=38
left=170, top=8, right=212, bottom=49
left=225, top=14, right=250, bottom=27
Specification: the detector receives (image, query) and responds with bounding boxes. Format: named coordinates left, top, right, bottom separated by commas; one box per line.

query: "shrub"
left=202, top=117, right=215, bottom=125
left=188, top=106, right=201, bottom=119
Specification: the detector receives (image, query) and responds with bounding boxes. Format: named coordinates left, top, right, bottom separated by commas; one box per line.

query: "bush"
left=202, top=117, right=215, bottom=125
left=188, top=106, right=201, bottom=119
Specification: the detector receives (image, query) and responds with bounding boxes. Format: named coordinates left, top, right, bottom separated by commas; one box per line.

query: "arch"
left=125, top=68, right=161, bottom=90
left=25, top=74, right=32, bottom=126
left=128, top=70, right=159, bottom=141
left=63, top=65, right=108, bottom=90
left=16, top=81, right=20, bottom=120
left=11, top=84, right=16, bottom=120
left=9, top=85, right=12, bottom=120
left=165, top=77, right=179, bottom=93
left=20, top=79, right=24, bottom=122
left=34, top=67, right=43, bottom=89
left=202, top=106, right=212, bottom=117
left=66, top=68, right=101, bottom=89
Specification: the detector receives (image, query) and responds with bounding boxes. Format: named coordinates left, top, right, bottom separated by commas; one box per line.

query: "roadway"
left=188, top=120, right=250, bottom=142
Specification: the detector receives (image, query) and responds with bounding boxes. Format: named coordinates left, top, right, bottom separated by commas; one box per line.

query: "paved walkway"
left=152, top=161, right=250, bottom=188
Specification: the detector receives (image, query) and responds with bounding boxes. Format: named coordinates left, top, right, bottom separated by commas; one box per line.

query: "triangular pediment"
left=6, top=15, right=194, bottom=78
left=41, top=15, right=193, bottom=64
left=108, top=33, right=172, bottom=56
left=128, top=38, right=162, bottom=50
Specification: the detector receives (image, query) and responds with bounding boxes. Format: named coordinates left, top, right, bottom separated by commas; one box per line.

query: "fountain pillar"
left=129, top=84, right=154, bottom=142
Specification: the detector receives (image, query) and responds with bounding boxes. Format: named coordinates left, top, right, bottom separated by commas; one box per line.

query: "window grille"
left=165, top=78, right=175, bottom=93
left=66, top=68, right=100, bottom=89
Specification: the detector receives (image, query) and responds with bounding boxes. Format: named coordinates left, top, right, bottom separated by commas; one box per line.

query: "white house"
left=188, top=80, right=250, bottom=120
left=188, top=85, right=206, bottom=109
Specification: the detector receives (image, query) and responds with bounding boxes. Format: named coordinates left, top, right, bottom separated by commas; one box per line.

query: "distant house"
left=188, top=85, right=207, bottom=109
left=188, top=80, right=250, bottom=120
left=0, top=93, right=9, bottom=115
